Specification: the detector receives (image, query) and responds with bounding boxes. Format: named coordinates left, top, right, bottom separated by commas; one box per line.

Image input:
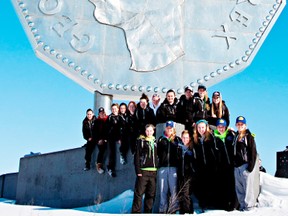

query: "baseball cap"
left=165, top=120, right=175, bottom=128
left=184, top=86, right=193, bottom=92
left=98, top=107, right=105, bottom=113
left=198, top=85, right=206, bottom=91
left=216, top=118, right=227, bottom=127
left=212, top=91, right=221, bottom=98
left=236, top=116, right=246, bottom=124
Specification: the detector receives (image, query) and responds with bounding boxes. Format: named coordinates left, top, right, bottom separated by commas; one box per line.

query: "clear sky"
left=0, top=1, right=287, bottom=175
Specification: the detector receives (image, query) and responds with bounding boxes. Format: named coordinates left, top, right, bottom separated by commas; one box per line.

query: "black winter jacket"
left=233, top=129, right=257, bottom=172
left=214, top=129, right=235, bottom=169
left=177, top=143, right=195, bottom=178
left=94, top=116, right=108, bottom=142
left=157, top=135, right=181, bottom=167
left=107, top=114, right=121, bottom=141
left=176, top=95, right=195, bottom=126
left=135, top=103, right=156, bottom=136
left=156, top=98, right=178, bottom=123
left=193, top=132, right=218, bottom=173
left=82, top=116, right=96, bottom=141
left=208, top=100, right=230, bottom=127
left=192, top=94, right=211, bottom=123
left=134, top=136, right=158, bottom=175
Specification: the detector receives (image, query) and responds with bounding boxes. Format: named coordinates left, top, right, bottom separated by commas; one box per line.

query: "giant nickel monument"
left=12, top=0, right=286, bottom=102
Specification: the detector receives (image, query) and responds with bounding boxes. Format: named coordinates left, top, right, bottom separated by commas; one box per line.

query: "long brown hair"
left=193, top=122, right=211, bottom=144
left=181, top=130, right=193, bottom=149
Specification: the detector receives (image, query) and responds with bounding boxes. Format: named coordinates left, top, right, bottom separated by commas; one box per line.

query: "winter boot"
left=96, top=163, right=104, bottom=174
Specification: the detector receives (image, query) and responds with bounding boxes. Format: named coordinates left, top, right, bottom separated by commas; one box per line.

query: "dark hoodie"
left=233, top=129, right=257, bottom=172
left=156, top=97, right=178, bottom=123
left=176, top=94, right=195, bottom=126
left=82, top=115, right=96, bottom=141
left=157, top=134, right=181, bottom=167
left=94, top=115, right=108, bottom=141
left=135, top=103, right=156, bottom=136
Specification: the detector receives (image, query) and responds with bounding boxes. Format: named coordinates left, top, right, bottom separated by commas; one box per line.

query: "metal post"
left=94, top=91, right=113, bottom=115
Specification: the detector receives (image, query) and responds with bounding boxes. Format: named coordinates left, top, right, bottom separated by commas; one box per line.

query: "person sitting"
left=176, top=86, right=195, bottom=133
left=193, top=85, right=210, bottom=123
left=208, top=91, right=230, bottom=129
left=135, top=93, right=156, bottom=136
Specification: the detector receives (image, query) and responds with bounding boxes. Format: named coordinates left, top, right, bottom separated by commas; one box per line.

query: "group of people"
left=82, top=84, right=259, bottom=213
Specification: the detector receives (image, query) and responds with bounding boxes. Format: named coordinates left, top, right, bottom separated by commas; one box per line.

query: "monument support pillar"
left=94, top=91, right=113, bottom=115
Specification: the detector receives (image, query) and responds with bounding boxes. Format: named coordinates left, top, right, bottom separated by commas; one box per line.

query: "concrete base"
left=16, top=146, right=135, bottom=208
left=0, top=173, right=18, bottom=200
left=13, top=123, right=185, bottom=209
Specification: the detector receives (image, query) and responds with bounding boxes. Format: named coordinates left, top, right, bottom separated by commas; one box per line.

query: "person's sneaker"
left=107, top=169, right=116, bottom=177
left=83, top=166, right=90, bottom=171
left=96, top=163, right=104, bottom=174
left=83, top=162, right=90, bottom=171
left=120, top=155, right=127, bottom=165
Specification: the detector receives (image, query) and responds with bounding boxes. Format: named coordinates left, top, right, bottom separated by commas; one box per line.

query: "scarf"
left=214, top=129, right=229, bottom=142
left=144, top=136, right=155, bottom=158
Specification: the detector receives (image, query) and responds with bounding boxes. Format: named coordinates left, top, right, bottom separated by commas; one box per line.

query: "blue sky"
left=0, top=1, right=287, bottom=175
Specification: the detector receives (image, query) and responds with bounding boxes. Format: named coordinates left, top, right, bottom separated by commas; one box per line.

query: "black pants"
left=84, top=141, right=96, bottom=166
left=132, top=171, right=157, bottom=213
left=119, top=135, right=129, bottom=158
left=107, top=139, right=117, bottom=171
left=215, top=166, right=236, bottom=210
left=96, top=140, right=107, bottom=164
left=178, top=175, right=194, bottom=214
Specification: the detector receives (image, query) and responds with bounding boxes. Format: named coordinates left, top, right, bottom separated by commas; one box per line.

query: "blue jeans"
left=158, top=167, right=179, bottom=213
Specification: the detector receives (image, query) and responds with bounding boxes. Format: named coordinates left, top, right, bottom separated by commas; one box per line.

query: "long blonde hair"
left=211, top=97, right=223, bottom=118
left=237, top=125, right=247, bottom=141
left=204, top=92, right=210, bottom=111
left=164, top=126, right=177, bottom=142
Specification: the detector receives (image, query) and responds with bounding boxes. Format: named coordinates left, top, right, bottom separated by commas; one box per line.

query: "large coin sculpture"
left=12, top=0, right=286, bottom=98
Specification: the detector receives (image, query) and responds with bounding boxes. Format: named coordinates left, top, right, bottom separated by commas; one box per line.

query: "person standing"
left=132, top=124, right=158, bottom=213
left=177, top=130, right=195, bottom=214
left=192, top=119, right=218, bottom=212
left=82, top=108, right=97, bottom=171
left=233, top=116, right=258, bottom=211
left=119, top=102, right=129, bottom=164
left=156, top=89, right=178, bottom=123
left=157, top=120, right=181, bottom=213
left=94, top=107, right=108, bottom=174
left=213, top=118, right=236, bottom=211
left=127, top=101, right=138, bottom=155
left=107, top=103, right=121, bottom=177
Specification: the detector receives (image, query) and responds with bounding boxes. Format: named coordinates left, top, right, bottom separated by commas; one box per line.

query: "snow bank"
left=1, top=173, right=288, bottom=215
left=258, top=172, right=288, bottom=208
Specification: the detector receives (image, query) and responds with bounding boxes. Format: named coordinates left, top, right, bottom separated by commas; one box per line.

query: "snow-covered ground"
left=1, top=172, right=288, bottom=216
